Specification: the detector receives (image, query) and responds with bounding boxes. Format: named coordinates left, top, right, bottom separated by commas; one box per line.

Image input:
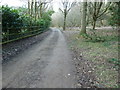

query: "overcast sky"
left=0, top=0, right=26, bottom=7
left=0, top=0, right=109, bottom=12
left=0, top=0, right=77, bottom=12
left=0, top=0, right=60, bottom=11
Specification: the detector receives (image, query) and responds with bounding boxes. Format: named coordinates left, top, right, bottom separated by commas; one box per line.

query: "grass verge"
left=64, top=28, right=119, bottom=88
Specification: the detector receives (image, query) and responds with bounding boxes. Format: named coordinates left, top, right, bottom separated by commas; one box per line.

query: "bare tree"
left=88, top=1, right=111, bottom=30
left=27, top=0, right=53, bottom=20
left=66, top=4, right=81, bottom=27
left=59, top=0, right=76, bottom=30
left=37, top=0, right=53, bottom=18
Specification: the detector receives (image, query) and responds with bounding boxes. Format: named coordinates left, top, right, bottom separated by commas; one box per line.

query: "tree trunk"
left=28, top=0, right=30, bottom=15
left=35, top=0, right=37, bottom=21
left=86, top=14, right=89, bottom=26
left=40, top=3, right=43, bottom=18
left=92, top=19, right=96, bottom=30
left=31, top=0, right=34, bottom=18
left=63, top=12, right=67, bottom=30
left=28, top=0, right=31, bottom=26
left=80, top=1, right=87, bottom=35
left=100, top=20, right=103, bottom=26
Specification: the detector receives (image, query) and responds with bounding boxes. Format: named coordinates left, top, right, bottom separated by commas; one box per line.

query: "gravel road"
left=2, top=28, right=76, bottom=88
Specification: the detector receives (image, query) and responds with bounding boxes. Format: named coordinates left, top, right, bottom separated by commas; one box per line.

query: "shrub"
left=1, top=6, right=23, bottom=34
left=1, top=5, right=54, bottom=42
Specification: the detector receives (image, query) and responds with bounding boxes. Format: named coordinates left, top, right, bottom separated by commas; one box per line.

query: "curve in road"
left=2, top=28, right=76, bottom=88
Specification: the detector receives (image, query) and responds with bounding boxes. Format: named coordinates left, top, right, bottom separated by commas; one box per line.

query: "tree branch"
left=97, top=2, right=111, bottom=18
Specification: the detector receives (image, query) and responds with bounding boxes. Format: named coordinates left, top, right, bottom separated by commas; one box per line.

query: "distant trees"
left=59, top=0, right=76, bottom=30
left=51, top=4, right=81, bottom=28
left=51, top=1, right=119, bottom=31
left=67, top=4, right=81, bottom=27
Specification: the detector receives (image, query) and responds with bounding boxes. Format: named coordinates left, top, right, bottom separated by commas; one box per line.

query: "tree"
left=88, top=1, right=111, bottom=30
left=59, top=0, right=76, bottom=30
left=26, top=0, right=53, bottom=27
left=28, top=0, right=30, bottom=15
left=109, top=2, right=120, bottom=28
left=80, top=1, right=87, bottom=35
left=37, top=0, right=53, bottom=18
left=66, top=4, right=81, bottom=27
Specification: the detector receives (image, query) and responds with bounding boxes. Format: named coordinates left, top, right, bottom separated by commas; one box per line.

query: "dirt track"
left=2, top=28, right=76, bottom=88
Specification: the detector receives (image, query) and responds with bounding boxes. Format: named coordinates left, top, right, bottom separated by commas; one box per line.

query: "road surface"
left=2, top=28, right=76, bottom=88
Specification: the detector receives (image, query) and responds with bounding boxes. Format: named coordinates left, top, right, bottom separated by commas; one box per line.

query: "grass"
left=65, top=28, right=119, bottom=88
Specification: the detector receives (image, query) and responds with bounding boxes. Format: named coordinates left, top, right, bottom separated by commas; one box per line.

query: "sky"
left=0, top=0, right=78, bottom=12
left=0, top=0, right=59, bottom=11
left=0, top=0, right=26, bottom=7
left=0, top=0, right=109, bottom=12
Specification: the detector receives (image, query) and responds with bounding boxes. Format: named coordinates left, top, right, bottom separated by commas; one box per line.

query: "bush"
left=1, top=6, right=23, bottom=34
left=20, top=14, right=31, bottom=27
left=1, top=5, right=54, bottom=43
left=36, top=10, right=54, bottom=29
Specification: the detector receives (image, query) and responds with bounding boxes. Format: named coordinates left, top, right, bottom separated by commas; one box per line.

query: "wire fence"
left=1, top=26, right=47, bottom=44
